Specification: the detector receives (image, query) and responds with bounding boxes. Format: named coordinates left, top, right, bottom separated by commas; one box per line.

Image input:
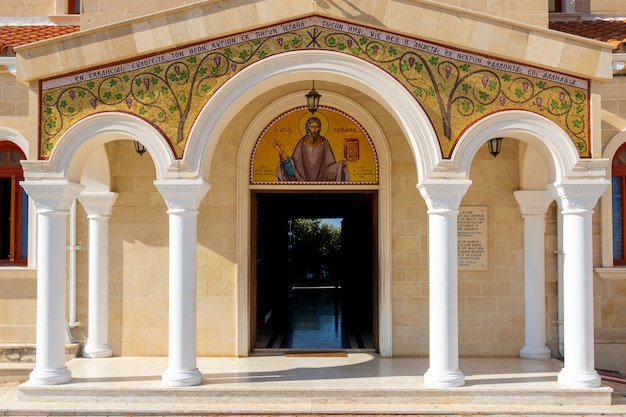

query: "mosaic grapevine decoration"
left=40, top=16, right=590, bottom=159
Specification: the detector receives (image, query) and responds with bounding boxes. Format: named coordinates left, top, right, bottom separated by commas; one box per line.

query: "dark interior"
left=254, top=192, right=376, bottom=351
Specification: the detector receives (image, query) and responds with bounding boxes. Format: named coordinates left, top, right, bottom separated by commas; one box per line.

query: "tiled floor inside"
left=256, top=285, right=374, bottom=351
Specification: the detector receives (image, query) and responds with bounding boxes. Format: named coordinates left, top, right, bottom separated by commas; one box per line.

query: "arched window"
left=0, top=142, right=27, bottom=265
left=612, top=142, right=626, bottom=265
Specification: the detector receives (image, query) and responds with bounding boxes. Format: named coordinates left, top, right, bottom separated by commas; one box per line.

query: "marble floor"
left=2, top=355, right=624, bottom=416
left=256, top=285, right=374, bottom=351
left=3, top=288, right=625, bottom=415
left=283, top=287, right=347, bottom=349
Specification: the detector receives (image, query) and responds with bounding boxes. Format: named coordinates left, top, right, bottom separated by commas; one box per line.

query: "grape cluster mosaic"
left=40, top=16, right=589, bottom=159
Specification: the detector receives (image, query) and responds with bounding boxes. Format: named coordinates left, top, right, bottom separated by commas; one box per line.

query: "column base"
left=520, top=345, right=551, bottom=360
left=162, top=367, right=203, bottom=387
left=557, top=368, right=602, bottom=388
left=82, top=344, right=113, bottom=358
left=27, top=366, right=72, bottom=385
left=424, top=368, right=465, bottom=387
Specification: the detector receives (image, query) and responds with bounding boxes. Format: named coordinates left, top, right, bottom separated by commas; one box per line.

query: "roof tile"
left=0, top=25, right=79, bottom=54
left=549, top=20, right=626, bottom=51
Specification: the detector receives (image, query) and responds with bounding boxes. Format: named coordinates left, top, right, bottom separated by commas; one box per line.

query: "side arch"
left=23, top=112, right=177, bottom=183
left=450, top=110, right=584, bottom=183
left=185, top=50, right=441, bottom=184
left=0, top=127, right=29, bottom=157
left=602, top=130, right=626, bottom=161
left=0, top=134, right=30, bottom=266
left=599, top=130, right=626, bottom=267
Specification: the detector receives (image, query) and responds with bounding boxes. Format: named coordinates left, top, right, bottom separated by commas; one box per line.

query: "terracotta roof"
left=0, top=25, right=79, bottom=54
left=549, top=20, right=626, bottom=51
left=0, top=21, right=623, bottom=52
left=0, top=21, right=621, bottom=53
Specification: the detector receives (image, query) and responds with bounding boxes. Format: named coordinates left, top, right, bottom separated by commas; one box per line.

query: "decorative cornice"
left=546, top=180, right=609, bottom=212
left=417, top=179, right=472, bottom=211
left=595, top=267, right=626, bottom=280
left=20, top=180, right=83, bottom=212
left=78, top=191, right=118, bottom=217
left=154, top=180, right=210, bottom=211
left=514, top=190, right=554, bottom=216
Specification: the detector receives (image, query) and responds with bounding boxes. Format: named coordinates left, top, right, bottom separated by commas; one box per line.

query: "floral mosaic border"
left=40, top=16, right=590, bottom=159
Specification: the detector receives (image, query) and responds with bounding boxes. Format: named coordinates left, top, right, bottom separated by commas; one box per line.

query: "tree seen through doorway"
left=290, top=218, right=341, bottom=286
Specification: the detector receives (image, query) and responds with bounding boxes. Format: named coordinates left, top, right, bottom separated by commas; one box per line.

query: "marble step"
left=17, top=383, right=613, bottom=407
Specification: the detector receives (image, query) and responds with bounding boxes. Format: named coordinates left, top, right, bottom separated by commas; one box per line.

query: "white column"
left=514, top=190, right=553, bottom=360
left=418, top=179, right=471, bottom=388
left=155, top=179, right=209, bottom=387
left=78, top=192, right=118, bottom=358
left=20, top=180, right=84, bottom=385
left=547, top=180, right=609, bottom=388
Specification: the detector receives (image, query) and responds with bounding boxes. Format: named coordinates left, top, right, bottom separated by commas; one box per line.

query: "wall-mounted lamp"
left=613, top=60, right=626, bottom=75
left=134, top=141, right=147, bottom=156
left=305, top=81, right=321, bottom=114
left=488, top=137, right=503, bottom=158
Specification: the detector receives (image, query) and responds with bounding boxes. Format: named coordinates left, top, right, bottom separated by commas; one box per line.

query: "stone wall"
left=0, top=0, right=53, bottom=17
left=81, top=0, right=196, bottom=29
left=79, top=0, right=549, bottom=31
left=590, top=0, right=626, bottom=15
left=0, top=73, right=29, bottom=139
left=0, top=269, right=36, bottom=344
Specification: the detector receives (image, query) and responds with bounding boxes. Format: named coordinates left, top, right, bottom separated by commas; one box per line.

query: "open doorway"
left=253, top=192, right=377, bottom=352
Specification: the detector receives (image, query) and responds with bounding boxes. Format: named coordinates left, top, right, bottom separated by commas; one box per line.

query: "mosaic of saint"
left=39, top=16, right=591, bottom=159
left=251, top=107, right=377, bottom=184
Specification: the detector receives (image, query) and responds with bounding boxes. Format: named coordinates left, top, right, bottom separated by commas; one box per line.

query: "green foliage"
left=291, top=218, right=342, bottom=277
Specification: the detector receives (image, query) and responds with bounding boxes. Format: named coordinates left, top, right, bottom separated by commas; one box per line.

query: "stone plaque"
left=458, top=206, right=488, bottom=270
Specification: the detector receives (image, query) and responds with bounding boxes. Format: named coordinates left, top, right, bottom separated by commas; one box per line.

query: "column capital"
left=20, top=180, right=83, bottom=212
left=546, top=180, right=609, bottom=212
left=514, top=190, right=553, bottom=216
left=154, top=180, right=210, bottom=212
left=78, top=191, right=118, bottom=218
left=417, top=180, right=472, bottom=212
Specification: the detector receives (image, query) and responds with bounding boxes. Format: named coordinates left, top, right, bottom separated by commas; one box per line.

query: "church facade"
left=1, top=0, right=626, bottom=390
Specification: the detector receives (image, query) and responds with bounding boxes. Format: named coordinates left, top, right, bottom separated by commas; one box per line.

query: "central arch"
left=235, top=91, right=411, bottom=358
left=187, top=50, right=442, bottom=183
left=183, top=50, right=441, bottom=356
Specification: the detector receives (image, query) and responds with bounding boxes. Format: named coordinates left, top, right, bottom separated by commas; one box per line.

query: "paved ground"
left=2, top=358, right=626, bottom=416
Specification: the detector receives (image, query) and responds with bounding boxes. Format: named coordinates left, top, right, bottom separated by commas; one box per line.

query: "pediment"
left=16, top=0, right=612, bottom=82
left=17, top=0, right=613, bottom=160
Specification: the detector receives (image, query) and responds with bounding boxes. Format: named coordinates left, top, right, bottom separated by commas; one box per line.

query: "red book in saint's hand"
left=344, top=138, right=359, bottom=162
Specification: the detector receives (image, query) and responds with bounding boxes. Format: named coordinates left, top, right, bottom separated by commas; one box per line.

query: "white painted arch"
left=450, top=110, right=592, bottom=183
left=188, top=51, right=605, bottom=186
left=21, top=112, right=177, bottom=183
left=25, top=51, right=441, bottom=186
left=599, top=130, right=626, bottom=267
left=0, top=127, right=29, bottom=157
left=21, top=54, right=605, bottom=188
left=23, top=53, right=599, bottom=187
left=0, top=128, right=33, bottom=267
left=186, top=50, right=440, bottom=184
